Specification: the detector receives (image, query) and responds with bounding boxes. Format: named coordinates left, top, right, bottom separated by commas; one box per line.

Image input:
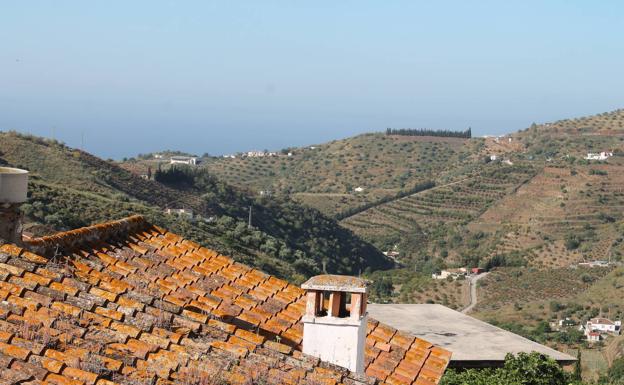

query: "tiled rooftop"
left=0, top=215, right=450, bottom=385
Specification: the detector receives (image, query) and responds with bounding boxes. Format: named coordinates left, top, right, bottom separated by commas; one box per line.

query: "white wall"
left=302, top=315, right=367, bottom=373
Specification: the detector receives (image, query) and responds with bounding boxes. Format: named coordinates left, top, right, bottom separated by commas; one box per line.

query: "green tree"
left=609, top=357, right=624, bottom=382
left=441, top=352, right=569, bottom=385
left=573, top=350, right=582, bottom=382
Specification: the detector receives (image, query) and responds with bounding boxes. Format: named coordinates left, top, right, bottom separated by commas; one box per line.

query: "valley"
left=2, top=108, right=624, bottom=381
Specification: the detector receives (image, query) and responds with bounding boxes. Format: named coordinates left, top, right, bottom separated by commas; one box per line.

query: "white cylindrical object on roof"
left=0, top=167, right=29, bottom=203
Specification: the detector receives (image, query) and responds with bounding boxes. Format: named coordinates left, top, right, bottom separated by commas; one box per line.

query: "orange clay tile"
left=163, top=294, right=186, bottom=307
left=50, top=282, right=79, bottom=296
left=51, top=302, right=82, bottom=317
left=0, top=341, right=31, bottom=360
left=181, top=309, right=208, bottom=324
left=234, top=328, right=265, bottom=345
left=263, top=340, right=292, bottom=355
left=117, top=296, right=144, bottom=310
left=21, top=250, right=48, bottom=264
left=96, top=252, right=117, bottom=266
left=0, top=243, right=22, bottom=256
left=228, top=335, right=257, bottom=351
left=82, top=311, right=112, bottom=327
left=23, top=271, right=52, bottom=286
left=89, top=287, right=118, bottom=302
left=9, top=216, right=450, bottom=385
left=0, top=263, right=25, bottom=277
left=139, top=332, right=170, bottom=350
left=94, top=307, right=124, bottom=321
left=44, top=373, right=85, bottom=385
left=110, top=321, right=141, bottom=338
left=128, top=243, right=149, bottom=255
left=7, top=295, right=39, bottom=311
left=63, top=366, right=98, bottom=385
left=42, top=356, right=65, bottom=374
left=99, top=279, right=129, bottom=294
left=211, top=340, right=248, bottom=357
left=0, top=330, right=12, bottom=342
left=95, top=380, right=118, bottom=385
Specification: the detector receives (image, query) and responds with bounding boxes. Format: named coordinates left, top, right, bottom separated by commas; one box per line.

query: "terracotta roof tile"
left=0, top=341, right=31, bottom=360
left=1, top=216, right=450, bottom=385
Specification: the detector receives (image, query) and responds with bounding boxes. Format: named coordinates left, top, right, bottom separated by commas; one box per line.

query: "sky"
left=1, top=1, right=623, bottom=159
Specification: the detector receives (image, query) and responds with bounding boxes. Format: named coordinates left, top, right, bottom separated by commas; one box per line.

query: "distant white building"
left=164, top=208, right=194, bottom=219
left=354, top=186, right=365, bottom=193
left=585, top=152, right=613, bottom=161
left=170, top=156, right=197, bottom=166
left=383, top=251, right=400, bottom=258
left=578, top=260, right=610, bottom=268
left=245, top=151, right=277, bottom=158
left=585, top=318, right=621, bottom=337
left=490, top=155, right=498, bottom=161
left=153, top=154, right=164, bottom=159
left=432, top=268, right=467, bottom=280
left=587, top=332, right=601, bottom=342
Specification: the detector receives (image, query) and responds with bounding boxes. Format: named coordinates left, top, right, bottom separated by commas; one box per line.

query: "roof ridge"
left=23, top=215, right=149, bottom=257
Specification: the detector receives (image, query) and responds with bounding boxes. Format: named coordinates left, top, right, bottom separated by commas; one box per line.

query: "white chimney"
left=301, top=274, right=369, bottom=373
left=0, top=167, right=29, bottom=245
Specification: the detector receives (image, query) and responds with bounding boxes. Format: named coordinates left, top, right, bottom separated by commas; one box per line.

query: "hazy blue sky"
left=1, top=1, right=623, bottom=159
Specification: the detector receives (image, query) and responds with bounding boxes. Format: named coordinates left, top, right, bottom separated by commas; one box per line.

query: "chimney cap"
left=0, top=167, right=29, bottom=204
left=301, top=274, right=370, bottom=293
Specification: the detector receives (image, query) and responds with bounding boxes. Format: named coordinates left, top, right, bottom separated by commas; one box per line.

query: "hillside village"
left=1, top=109, right=624, bottom=383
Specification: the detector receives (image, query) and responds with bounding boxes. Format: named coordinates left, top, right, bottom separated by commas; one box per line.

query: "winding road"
left=462, top=272, right=489, bottom=314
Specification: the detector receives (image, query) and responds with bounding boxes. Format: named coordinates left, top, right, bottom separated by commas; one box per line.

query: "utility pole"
left=248, top=206, right=252, bottom=229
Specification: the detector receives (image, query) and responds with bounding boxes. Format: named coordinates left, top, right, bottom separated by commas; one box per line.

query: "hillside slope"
left=0, top=131, right=391, bottom=282
left=125, top=133, right=482, bottom=217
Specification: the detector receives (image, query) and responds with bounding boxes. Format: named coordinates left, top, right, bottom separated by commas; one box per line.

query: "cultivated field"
left=341, top=164, right=535, bottom=243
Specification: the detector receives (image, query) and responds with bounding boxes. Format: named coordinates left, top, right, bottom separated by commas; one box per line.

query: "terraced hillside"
left=341, top=163, right=536, bottom=249
left=195, top=133, right=482, bottom=216
left=471, top=161, right=624, bottom=267
left=513, top=109, right=624, bottom=161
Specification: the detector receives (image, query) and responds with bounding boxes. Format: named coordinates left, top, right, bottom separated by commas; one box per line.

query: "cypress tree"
left=573, top=349, right=582, bottom=381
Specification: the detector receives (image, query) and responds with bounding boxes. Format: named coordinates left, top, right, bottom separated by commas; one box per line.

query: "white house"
left=354, top=186, right=365, bottom=193
left=585, top=318, right=621, bottom=335
left=164, top=208, right=194, bottom=219
left=383, top=251, right=400, bottom=258
left=489, top=155, right=498, bottom=161
left=587, top=331, right=601, bottom=342
left=585, top=152, right=613, bottom=161
left=578, top=260, right=610, bottom=268
left=432, top=268, right=468, bottom=280
left=170, top=156, right=197, bottom=166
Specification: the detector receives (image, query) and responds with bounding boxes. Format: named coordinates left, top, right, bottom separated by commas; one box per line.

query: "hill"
left=0, top=131, right=391, bottom=282
left=124, top=133, right=482, bottom=217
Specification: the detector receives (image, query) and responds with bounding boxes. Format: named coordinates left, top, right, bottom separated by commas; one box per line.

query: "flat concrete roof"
left=367, top=304, right=575, bottom=363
